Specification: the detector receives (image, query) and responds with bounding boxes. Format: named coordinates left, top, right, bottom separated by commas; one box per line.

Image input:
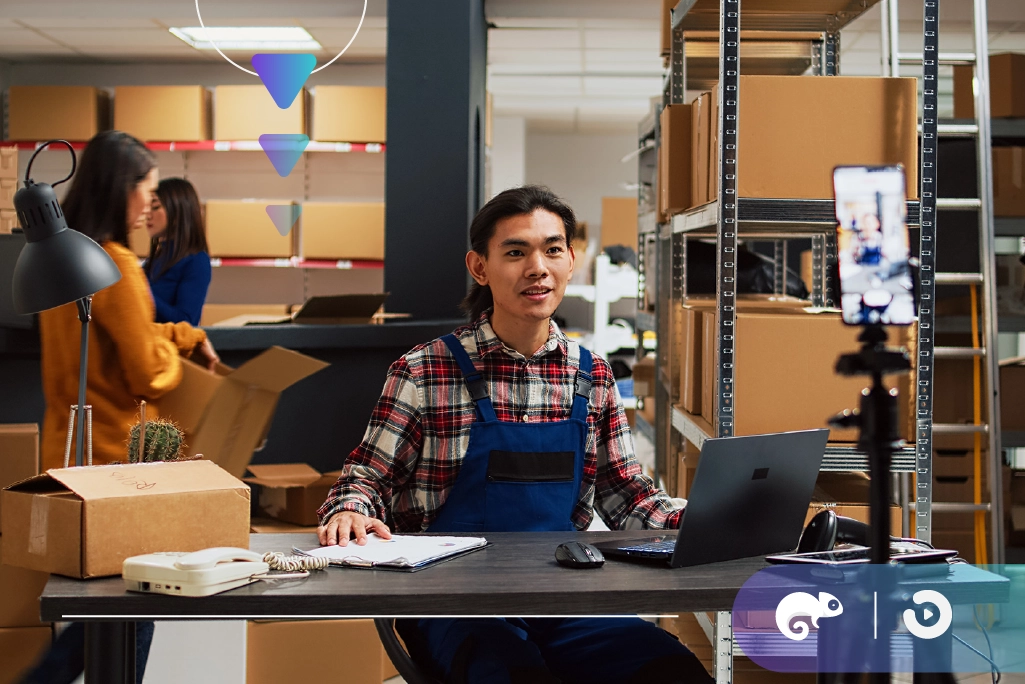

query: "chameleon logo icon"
left=775, top=591, right=844, bottom=641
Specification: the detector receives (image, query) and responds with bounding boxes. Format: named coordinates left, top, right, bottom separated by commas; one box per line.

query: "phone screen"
left=833, top=166, right=916, bottom=326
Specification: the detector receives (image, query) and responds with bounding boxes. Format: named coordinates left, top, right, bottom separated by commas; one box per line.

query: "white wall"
left=524, top=129, right=637, bottom=243
left=489, top=115, right=526, bottom=197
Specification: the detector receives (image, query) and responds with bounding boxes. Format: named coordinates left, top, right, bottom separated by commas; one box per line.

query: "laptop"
left=594, top=429, right=829, bottom=568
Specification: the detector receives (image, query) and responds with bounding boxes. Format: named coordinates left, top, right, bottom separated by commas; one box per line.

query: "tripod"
left=821, top=325, right=955, bottom=684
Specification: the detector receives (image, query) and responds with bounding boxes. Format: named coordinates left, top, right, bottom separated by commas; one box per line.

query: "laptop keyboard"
left=620, top=540, right=675, bottom=554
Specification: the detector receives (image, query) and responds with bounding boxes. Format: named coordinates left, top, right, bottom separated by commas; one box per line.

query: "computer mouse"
left=554, top=541, right=605, bottom=569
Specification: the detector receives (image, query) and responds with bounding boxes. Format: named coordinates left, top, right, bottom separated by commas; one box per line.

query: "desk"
left=42, top=531, right=761, bottom=683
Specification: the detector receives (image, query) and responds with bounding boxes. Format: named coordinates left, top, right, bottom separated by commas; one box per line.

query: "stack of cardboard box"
left=655, top=75, right=919, bottom=223
left=5, top=86, right=110, bottom=142
left=954, top=54, right=1025, bottom=218
left=0, top=146, right=17, bottom=234
left=0, top=424, right=52, bottom=684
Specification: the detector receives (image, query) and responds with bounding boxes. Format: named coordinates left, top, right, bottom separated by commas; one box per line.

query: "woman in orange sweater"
left=39, top=130, right=218, bottom=471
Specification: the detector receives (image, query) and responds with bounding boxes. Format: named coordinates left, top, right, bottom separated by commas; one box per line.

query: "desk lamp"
left=11, top=140, right=122, bottom=467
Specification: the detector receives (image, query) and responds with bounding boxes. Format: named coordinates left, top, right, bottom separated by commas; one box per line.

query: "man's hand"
left=193, top=337, right=220, bottom=372
left=318, top=511, right=392, bottom=546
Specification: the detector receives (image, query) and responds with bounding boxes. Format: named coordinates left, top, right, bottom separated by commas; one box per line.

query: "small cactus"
left=127, top=417, right=186, bottom=463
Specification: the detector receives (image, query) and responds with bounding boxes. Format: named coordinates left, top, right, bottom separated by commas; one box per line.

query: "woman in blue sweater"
left=144, top=178, right=211, bottom=325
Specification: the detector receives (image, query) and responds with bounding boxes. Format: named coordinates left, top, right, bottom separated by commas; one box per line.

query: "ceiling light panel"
left=169, top=26, right=322, bottom=51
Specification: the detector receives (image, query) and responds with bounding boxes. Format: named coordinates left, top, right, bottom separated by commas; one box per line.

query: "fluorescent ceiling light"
left=169, top=26, right=322, bottom=51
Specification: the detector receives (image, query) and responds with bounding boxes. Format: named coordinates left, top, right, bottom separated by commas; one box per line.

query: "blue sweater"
left=146, top=249, right=212, bottom=326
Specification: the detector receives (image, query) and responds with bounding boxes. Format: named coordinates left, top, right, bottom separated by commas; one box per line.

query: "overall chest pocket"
left=486, top=450, right=575, bottom=482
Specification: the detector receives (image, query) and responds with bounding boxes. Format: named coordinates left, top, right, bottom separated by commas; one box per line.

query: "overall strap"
left=441, top=334, right=498, bottom=422
left=572, top=346, right=593, bottom=421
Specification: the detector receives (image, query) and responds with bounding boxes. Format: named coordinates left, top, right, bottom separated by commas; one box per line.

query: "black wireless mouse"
left=554, top=541, right=605, bottom=569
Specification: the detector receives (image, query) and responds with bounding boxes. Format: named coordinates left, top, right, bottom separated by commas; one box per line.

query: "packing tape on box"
left=29, top=497, right=48, bottom=556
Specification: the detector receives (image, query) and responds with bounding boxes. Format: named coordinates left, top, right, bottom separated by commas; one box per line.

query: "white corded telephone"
left=123, top=548, right=269, bottom=597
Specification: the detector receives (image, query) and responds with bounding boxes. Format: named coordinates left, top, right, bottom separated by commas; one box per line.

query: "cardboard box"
left=114, top=86, right=211, bottom=142
left=0, top=210, right=18, bottom=235
left=659, top=104, right=692, bottom=220
left=954, top=53, right=1025, bottom=119
left=678, top=304, right=703, bottom=414
left=206, top=200, right=296, bottom=258
left=691, top=92, right=710, bottom=208
left=993, top=147, right=1025, bottom=217
left=0, top=147, right=17, bottom=180
left=214, top=85, right=306, bottom=140
left=0, top=424, right=39, bottom=529
left=709, top=84, right=719, bottom=202
left=600, top=197, right=638, bottom=249
left=301, top=202, right=385, bottom=261
left=0, top=178, right=16, bottom=210
left=247, top=620, right=398, bottom=684
left=224, top=294, right=390, bottom=327
left=931, top=529, right=977, bottom=563
left=660, top=0, right=674, bottom=57
left=311, top=86, right=386, bottom=143
left=154, top=346, right=328, bottom=478
left=244, top=464, right=341, bottom=527
left=201, top=304, right=292, bottom=327
left=632, top=355, right=656, bottom=398
left=1, top=460, right=250, bottom=578
left=700, top=310, right=913, bottom=440
left=709, top=76, right=919, bottom=200
left=250, top=517, right=319, bottom=534
left=6, top=86, right=110, bottom=142
left=0, top=545, right=48, bottom=628
left=1003, top=358, right=1025, bottom=431
left=0, top=626, right=52, bottom=684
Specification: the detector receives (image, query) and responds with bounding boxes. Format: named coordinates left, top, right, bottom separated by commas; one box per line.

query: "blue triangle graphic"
left=259, top=134, right=310, bottom=177
left=252, top=53, right=317, bottom=109
left=265, top=204, right=302, bottom=237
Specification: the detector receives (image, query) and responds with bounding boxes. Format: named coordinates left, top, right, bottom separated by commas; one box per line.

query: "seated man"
left=318, top=185, right=712, bottom=684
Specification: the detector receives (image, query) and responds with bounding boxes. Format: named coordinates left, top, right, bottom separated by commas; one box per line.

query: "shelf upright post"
left=973, top=0, right=1005, bottom=564
left=715, top=0, right=740, bottom=441
left=821, top=27, right=840, bottom=308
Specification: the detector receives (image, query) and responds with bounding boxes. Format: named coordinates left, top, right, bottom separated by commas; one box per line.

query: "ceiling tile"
left=17, top=17, right=162, bottom=29
left=488, top=29, right=582, bottom=50
left=41, top=28, right=184, bottom=49
left=582, top=75, right=661, bottom=97
left=0, top=28, right=63, bottom=47
left=308, top=27, right=386, bottom=51
left=490, top=75, right=584, bottom=96
left=488, top=48, right=580, bottom=66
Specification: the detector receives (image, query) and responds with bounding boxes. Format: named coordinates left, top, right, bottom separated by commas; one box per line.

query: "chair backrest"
left=374, top=618, right=441, bottom=684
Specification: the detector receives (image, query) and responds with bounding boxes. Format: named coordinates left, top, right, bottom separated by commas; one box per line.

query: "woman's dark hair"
left=461, top=185, right=577, bottom=321
left=61, top=130, right=157, bottom=248
left=144, top=178, right=209, bottom=279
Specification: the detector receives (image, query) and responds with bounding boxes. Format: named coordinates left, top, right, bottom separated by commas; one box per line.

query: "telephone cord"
left=262, top=551, right=331, bottom=573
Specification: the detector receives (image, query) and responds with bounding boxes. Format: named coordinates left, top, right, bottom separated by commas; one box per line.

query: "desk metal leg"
left=84, top=621, right=136, bottom=684
left=713, top=611, right=733, bottom=684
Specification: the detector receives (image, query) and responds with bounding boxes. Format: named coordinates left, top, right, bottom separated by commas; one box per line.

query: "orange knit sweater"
left=40, top=242, right=207, bottom=470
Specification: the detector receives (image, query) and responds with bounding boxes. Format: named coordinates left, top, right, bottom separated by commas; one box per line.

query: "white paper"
left=303, top=534, right=487, bottom=568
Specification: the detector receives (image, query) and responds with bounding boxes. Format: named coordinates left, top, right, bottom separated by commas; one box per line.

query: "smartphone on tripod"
left=833, top=165, right=916, bottom=326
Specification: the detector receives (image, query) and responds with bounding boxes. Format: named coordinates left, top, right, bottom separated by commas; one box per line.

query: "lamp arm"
left=24, top=140, right=76, bottom=189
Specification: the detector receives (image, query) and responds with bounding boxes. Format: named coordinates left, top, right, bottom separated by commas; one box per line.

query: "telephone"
left=123, top=548, right=269, bottom=597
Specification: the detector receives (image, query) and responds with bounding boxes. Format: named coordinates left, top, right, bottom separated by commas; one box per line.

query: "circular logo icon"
left=902, top=590, right=953, bottom=640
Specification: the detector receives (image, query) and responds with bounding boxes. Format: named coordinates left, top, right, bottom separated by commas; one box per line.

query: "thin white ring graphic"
left=194, top=0, right=367, bottom=76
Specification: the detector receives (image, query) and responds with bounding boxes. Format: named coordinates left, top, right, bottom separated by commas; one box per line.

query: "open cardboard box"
left=1, top=461, right=250, bottom=578
left=244, top=464, right=341, bottom=527
left=154, top=346, right=329, bottom=478
left=212, top=293, right=396, bottom=327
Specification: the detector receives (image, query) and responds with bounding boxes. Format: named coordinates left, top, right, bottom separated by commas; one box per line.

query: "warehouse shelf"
left=939, top=117, right=1025, bottom=140
left=670, top=198, right=921, bottom=235
left=937, top=315, right=1025, bottom=334
left=680, top=31, right=823, bottom=91
left=996, top=217, right=1025, bottom=236
left=638, top=210, right=658, bottom=235
left=671, top=0, right=880, bottom=33
left=634, top=409, right=656, bottom=446
left=670, top=406, right=916, bottom=472
left=636, top=311, right=656, bottom=333
left=4, top=140, right=385, bottom=153
left=209, top=257, right=384, bottom=270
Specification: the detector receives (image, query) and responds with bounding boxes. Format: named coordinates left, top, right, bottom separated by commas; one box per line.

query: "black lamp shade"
left=11, top=180, right=121, bottom=314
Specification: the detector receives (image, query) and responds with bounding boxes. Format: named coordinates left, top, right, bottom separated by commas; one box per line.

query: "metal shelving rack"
left=634, top=0, right=949, bottom=681
left=882, top=0, right=1005, bottom=563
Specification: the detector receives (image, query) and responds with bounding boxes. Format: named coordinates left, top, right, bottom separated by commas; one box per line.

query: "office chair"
left=374, top=618, right=442, bottom=684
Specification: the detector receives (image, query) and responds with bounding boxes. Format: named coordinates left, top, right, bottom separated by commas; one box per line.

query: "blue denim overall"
left=397, top=335, right=707, bottom=684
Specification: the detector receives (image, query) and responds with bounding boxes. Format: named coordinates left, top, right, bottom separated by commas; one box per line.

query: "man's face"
left=469, top=209, right=575, bottom=324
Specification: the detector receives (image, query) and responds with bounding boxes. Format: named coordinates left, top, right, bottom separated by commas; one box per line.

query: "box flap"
left=292, top=294, right=389, bottom=324
left=999, top=356, right=1025, bottom=368
left=227, top=346, right=329, bottom=393
left=46, top=460, right=248, bottom=500
left=154, top=358, right=225, bottom=432
left=245, top=463, right=322, bottom=487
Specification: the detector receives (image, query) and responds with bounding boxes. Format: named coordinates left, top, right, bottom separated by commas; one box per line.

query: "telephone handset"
left=123, top=548, right=270, bottom=597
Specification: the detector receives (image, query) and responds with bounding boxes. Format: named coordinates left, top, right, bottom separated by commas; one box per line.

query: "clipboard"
left=296, top=534, right=489, bottom=572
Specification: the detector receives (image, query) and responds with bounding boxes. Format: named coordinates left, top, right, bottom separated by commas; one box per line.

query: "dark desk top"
left=40, top=531, right=769, bottom=621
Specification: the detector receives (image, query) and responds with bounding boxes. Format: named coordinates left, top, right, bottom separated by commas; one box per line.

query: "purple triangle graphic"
left=265, top=204, right=302, bottom=237
left=252, top=53, right=316, bottom=109
left=259, top=134, right=310, bottom=177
